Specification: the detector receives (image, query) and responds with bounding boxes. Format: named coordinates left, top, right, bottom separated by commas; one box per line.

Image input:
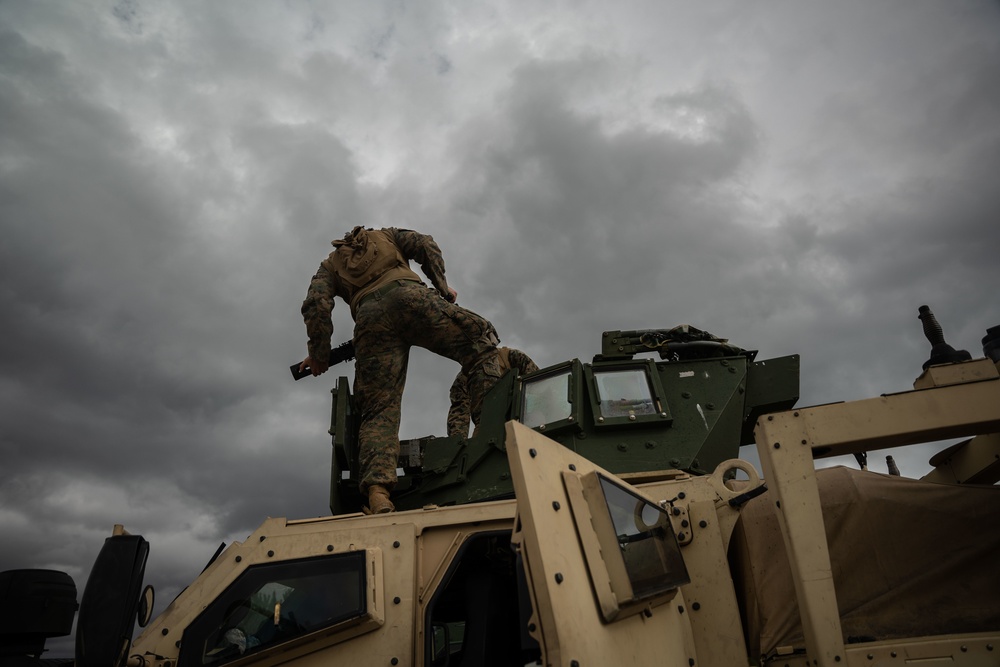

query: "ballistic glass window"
left=521, top=371, right=572, bottom=429
left=594, top=369, right=656, bottom=419
left=180, top=552, right=367, bottom=666
left=597, top=475, right=689, bottom=600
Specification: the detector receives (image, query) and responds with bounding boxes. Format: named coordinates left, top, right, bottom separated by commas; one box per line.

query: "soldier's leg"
left=353, top=299, right=410, bottom=497
left=387, top=284, right=502, bottom=423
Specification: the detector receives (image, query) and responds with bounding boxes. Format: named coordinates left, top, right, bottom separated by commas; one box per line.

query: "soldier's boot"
left=368, top=485, right=395, bottom=514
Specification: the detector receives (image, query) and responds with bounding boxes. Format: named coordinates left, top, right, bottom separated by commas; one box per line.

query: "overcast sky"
left=2, top=0, right=999, bottom=655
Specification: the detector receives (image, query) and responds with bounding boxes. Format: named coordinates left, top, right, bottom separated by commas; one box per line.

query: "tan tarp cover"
left=729, top=466, right=1000, bottom=660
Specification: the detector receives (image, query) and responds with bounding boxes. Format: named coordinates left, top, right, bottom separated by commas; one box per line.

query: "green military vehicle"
left=4, top=308, right=999, bottom=667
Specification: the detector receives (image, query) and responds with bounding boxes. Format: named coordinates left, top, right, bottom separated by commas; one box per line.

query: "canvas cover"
left=729, top=466, right=1000, bottom=660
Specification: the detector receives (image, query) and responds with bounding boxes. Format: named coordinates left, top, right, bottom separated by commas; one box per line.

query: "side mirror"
left=137, top=585, right=155, bottom=628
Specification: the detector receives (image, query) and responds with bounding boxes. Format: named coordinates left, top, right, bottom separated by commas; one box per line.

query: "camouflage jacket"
left=301, top=228, right=451, bottom=364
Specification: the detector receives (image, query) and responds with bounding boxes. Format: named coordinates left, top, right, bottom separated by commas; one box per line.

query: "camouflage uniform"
left=447, top=347, right=539, bottom=438
left=302, top=227, right=501, bottom=496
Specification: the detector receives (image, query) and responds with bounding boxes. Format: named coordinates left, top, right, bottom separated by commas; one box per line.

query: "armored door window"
left=180, top=551, right=374, bottom=666
left=597, top=475, right=689, bottom=600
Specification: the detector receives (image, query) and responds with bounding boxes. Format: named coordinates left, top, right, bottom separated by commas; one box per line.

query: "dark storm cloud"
left=438, top=58, right=766, bottom=356
left=1, top=3, right=998, bottom=656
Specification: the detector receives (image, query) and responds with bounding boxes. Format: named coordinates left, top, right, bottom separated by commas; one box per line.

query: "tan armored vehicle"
left=3, top=307, right=999, bottom=667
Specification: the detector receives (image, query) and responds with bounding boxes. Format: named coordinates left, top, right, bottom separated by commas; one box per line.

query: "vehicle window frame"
left=585, top=360, right=672, bottom=429
left=562, top=469, right=689, bottom=622
left=514, top=360, right=584, bottom=435
left=177, top=549, right=384, bottom=667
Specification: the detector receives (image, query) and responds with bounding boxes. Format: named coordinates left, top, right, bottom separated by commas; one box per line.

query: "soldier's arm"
left=446, top=371, right=472, bottom=438
left=301, top=263, right=336, bottom=366
left=389, top=228, right=452, bottom=299
left=509, top=348, right=539, bottom=375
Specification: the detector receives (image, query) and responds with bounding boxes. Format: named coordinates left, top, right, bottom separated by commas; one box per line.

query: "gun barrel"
left=289, top=340, right=357, bottom=381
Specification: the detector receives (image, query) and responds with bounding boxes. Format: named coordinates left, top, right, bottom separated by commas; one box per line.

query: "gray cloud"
left=1, top=1, right=998, bottom=656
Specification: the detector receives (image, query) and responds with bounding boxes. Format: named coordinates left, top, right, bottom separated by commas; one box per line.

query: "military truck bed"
left=730, top=466, right=1000, bottom=660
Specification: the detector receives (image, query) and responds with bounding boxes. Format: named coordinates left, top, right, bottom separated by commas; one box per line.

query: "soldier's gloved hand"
left=300, top=355, right=329, bottom=377
left=445, top=287, right=458, bottom=303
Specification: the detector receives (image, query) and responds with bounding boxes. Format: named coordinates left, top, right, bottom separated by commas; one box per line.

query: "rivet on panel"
left=555, top=573, right=564, bottom=584
left=267, top=550, right=274, bottom=557
left=529, top=448, right=537, bottom=458
left=552, top=501, right=561, bottom=511
left=393, top=541, right=400, bottom=548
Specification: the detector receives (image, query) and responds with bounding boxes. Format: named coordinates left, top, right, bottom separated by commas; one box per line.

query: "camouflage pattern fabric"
left=301, top=228, right=452, bottom=365
left=447, top=347, right=538, bottom=438
left=353, top=281, right=501, bottom=492
left=302, top=227, right=501, bottom=498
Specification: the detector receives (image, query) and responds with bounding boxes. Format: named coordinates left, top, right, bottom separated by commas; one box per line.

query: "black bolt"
left=571, top=662, right=579, bottom=667
left=692, top=602, right=700, bottom=611
left=643, top=608, right=652, bottom=618
left=394, top=597, right=401, bottom=604
left=162, top=628, right=169, bottom=636
left=569, top=463, right=576, bottom=471
left=689, top=660, right=695, bottom=666
left=555, top=573, right=564, bottom=584
left=678, top=532, right=686, bottom=540
left=267, top=550, right=274, bottom=557
left=259, top=535, right=266, bottom=542
left=175, top=641, right=181, bottom=648
left=235, top=556, right=242, bottom=563
left=672, top=507, right=681, bottom=516
left=327, top=545, right=334, bottom=552
left=794, top=411, right=799, bottom=417
left=678, top=492, right=686, bottom=499
left=776, top=501, right=781, bottom=508
left=867, top=655, right=873, bottom=661
left=774, top=443, right=781, bottom=449
left=529, top=448, right=537, bottom=458
left=528, top=623, right=536, bottom=632
left=677, top=605, right=685, bottom=613
left=699, top=520, right=707, bottom=528
left=835, top=657, right=841, bottom=662
left=987, top=644, right=993, bottom=650
left=768, top=415, right=774, bottom=421
left=801, top=439, right=807, bottom=445
left=891, top=652, right=897, bottom=658
left=391, top=659, right=398, bottom=665
left=960, top=646, right=967, bottom=652
left=681, top=520, right=689, bottom=528
left=552, top=501, right=561, bottom=510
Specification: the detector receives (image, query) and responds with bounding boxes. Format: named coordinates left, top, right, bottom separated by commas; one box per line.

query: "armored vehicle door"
left=505, top=421, right=695, bottom=667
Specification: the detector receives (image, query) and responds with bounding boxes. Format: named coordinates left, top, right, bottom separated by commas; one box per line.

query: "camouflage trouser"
left=353, top=281, right=501, bottom=494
